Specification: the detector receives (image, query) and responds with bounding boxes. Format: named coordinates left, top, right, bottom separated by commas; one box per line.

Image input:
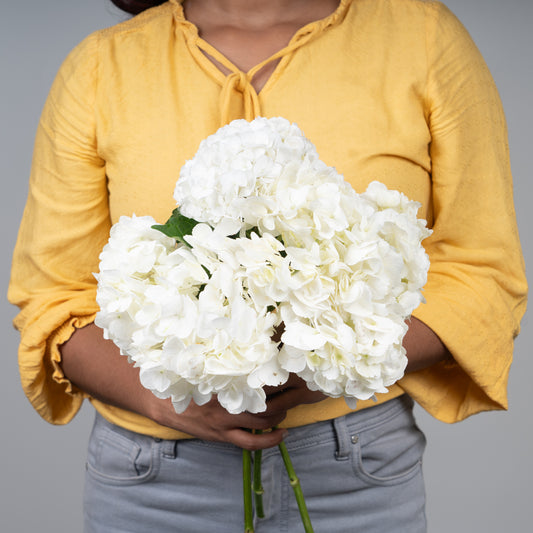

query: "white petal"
left=281, top=322, right=326, bottom=350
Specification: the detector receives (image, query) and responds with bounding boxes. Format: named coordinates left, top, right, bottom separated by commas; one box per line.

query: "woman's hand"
left=61, top=318, right=448, bottom=451
left=147, top=375, right=325, bottom=450
left=262, top=374, right=327, bottom=418
left=61, top=323, right=323, bottom=451
left=147, top=395, right=289, bottom=451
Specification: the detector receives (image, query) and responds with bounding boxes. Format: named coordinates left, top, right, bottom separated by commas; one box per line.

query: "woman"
left=8, top=0, right=527, bottom=531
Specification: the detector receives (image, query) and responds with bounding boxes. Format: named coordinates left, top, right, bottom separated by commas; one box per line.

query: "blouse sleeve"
left=401, top=2, right=528, bottom=422
left=8, top=32, right=110, bottom=424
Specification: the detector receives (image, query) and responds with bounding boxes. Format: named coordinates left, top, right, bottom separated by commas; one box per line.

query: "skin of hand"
left=60, top=323, right=288, bottom=450
left=60, top=316, right=448, bottom=450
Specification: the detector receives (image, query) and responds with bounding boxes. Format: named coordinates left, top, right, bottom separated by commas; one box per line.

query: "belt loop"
left=332, top=416, right=351, bottom=461
left=159, top=438, right=177, bottom=459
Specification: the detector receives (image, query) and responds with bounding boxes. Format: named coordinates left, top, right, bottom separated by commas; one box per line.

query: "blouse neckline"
left=168, top=0, right=353, bottom=125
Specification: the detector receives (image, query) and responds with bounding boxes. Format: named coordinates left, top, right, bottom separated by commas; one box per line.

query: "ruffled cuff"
left=400, top=291, right=515, bottom=423
left=19, top=312, right=96, bottom=425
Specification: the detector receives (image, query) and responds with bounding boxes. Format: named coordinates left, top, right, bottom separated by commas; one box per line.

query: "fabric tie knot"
left=219, top=71, right=260, bottom=126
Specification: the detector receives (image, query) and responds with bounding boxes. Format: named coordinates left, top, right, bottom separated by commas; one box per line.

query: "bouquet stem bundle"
left=278, top=441, right=313, bottom=532
left=243, top=449, right=254, bottom=532
left=252, top=433, right=265, bottom=519
left=243, top=438, right=313, bottom=533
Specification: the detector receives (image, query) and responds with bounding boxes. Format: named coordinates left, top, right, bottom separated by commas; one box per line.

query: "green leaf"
left=152, top=208, right=200, bottom=247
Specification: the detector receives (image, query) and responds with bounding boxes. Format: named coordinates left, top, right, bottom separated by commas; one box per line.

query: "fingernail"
left=281, top=430, right=289, bottom=440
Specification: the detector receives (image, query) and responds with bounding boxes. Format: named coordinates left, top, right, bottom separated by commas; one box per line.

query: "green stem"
left=243, top=449, right=254, bottom=533
left=278, top=440, right=314, bottom=533
left=253, top=443, right=265, bottom=518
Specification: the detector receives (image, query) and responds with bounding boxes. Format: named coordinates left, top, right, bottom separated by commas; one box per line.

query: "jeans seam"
left=86, top=439, right=161, bottom=486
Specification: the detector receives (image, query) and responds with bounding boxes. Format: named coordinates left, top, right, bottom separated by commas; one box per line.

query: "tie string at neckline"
left=170, top=0, right=353, bottom=125
left=219, top=71, right=260, bottom=124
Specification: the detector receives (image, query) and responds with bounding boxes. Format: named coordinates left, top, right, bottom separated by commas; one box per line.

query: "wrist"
left=404, top=316, right=451, bottom=373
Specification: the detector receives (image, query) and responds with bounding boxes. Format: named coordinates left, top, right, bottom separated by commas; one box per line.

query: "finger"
left=227, top=409, right=287, bottom=431
left=264, top=387, right=303, bottom=414
left=264, top=374, right=305, bottom=397
left=225, top=427, right=288, bottom=451
left=264, top=386, right=326, bottom=415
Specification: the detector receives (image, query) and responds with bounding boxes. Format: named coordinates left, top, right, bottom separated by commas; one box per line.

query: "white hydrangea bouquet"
left=95, top=117, right=431, bottom=533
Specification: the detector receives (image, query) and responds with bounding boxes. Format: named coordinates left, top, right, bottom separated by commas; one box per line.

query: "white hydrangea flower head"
left=95, top=215, right=287, bottom=415
left=173, top=117, right=354, bottom=247
left=272, top=176, right=431, bottom=405
left=96, top=117, right=432, bottom=414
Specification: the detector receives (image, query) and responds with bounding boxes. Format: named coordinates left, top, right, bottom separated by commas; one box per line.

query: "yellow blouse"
left=8, top=0, right=527, bottom=439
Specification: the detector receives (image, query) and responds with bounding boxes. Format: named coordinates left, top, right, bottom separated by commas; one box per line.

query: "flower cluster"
left=95, top=215, right=286, bottom=414
left=174, top=117, right=354, bottom=249
left=95, top=117, right=431, bottom=414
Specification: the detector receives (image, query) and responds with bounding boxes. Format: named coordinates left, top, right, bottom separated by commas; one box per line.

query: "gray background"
left=1, top=1, right=531, bottom=531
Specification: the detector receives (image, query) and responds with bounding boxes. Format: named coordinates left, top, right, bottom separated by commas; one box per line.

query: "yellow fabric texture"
left=8, top=0, right=527, bottom=439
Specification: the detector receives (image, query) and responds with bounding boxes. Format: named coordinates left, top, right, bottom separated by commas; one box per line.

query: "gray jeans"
left=84, top=395, right=426, bottom=532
